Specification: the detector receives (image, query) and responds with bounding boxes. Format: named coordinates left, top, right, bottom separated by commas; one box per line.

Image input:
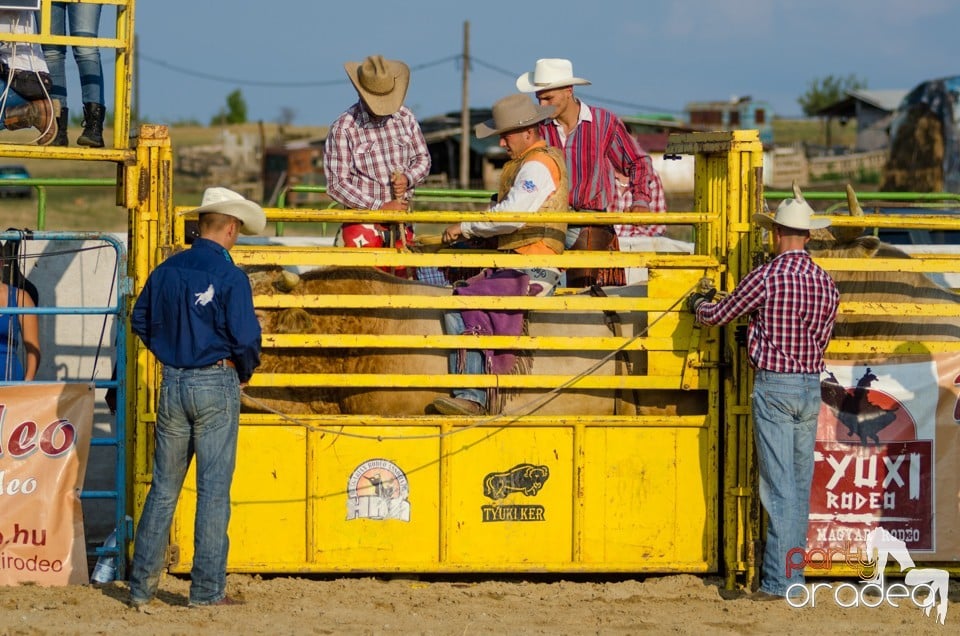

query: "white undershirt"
left=461, top=160, right=556, bottom=238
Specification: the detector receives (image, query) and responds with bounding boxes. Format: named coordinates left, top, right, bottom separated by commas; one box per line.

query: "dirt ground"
left=0, top=572, right=954, bottom=635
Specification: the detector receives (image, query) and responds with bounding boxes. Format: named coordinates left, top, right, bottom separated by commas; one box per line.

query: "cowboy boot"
left=77, top=102, right=105, bottom=148
left=50, top=106, right=69, bottom=146
left=3, top=99, right=60, bottom=146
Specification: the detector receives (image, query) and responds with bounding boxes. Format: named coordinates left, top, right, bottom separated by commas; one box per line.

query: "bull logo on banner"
left=810, top=362, right=934, bottom=552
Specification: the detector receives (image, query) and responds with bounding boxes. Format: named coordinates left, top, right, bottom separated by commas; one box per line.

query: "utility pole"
left=459, top=21, right=470, bottom=189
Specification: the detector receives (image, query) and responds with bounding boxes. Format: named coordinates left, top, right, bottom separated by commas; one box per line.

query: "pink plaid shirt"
left=696, top=250, right=839, bottom=374
left=323, top=103, right=431, bottom=209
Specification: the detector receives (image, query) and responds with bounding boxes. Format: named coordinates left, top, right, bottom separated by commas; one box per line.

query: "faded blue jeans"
left=442, top=310, right=487, bottom=407
left=129, top=364, right=240, bottom=606
left=40, top=3, right=104, bottom=104
left=752, top=369, right=820, bottom=597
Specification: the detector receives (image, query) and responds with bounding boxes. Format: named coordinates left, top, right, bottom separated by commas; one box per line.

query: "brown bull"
left=245, top=266, right=704, bottom=417
left=806, top=184, right=960, bottom=343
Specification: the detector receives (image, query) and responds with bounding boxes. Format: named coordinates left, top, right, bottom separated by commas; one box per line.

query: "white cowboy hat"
left=190, top=187, right=267, bottom=235
left=515, top=58, right=591, bottom=93
left=344, top=55, right=410, bottom=117
left=474, top=93, right=556, bottom=139
left=753, top=198, right=831, bottom=231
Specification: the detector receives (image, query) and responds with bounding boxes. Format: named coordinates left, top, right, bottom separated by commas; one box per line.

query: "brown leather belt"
left=215, top=359, right=235, bottom=369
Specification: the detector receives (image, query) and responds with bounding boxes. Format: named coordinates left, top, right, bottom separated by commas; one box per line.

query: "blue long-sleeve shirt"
left=131, top=238, right=261, bottom=382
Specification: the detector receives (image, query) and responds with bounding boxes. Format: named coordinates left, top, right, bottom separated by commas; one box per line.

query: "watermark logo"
left=786, top=527, right=948, bottom=624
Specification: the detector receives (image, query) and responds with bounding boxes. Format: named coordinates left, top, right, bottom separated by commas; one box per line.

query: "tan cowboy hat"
left=190, top=187, right=267, bottom=235
left=475, top=94, right=557, bottom=139
left=516, top=58, right=592, bottom=93
left=344, top=55, right=410, bottom=116
left=753, top=198, right=832, bottom=231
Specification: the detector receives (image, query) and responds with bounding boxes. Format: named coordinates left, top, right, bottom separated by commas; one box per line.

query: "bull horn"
left=845, top=183, right=864, bottom=217
left=278, top=270, right=301, bottom=293
left=792, top=180, right=805, bottom=202
left=821, top=183, right=868, bottom=243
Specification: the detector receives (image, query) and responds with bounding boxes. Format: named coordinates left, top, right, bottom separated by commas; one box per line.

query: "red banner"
left=0, top=384, right=94, bottom=585
left=809, top=355, right=960, bottom=558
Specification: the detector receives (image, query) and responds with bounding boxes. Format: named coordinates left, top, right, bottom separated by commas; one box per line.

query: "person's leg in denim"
left=751, top=370, right=820, bottom=597
left=128, top=365, right=240, bottom=606
left=186, top=366, right=240, bottom=605
left=40, top=3, right=68, bottom=103
left=67, top=3, right=104, bottom=106
left=442, top=309, right=486, bottom=407
left=128, top=366, right=194, bottom=606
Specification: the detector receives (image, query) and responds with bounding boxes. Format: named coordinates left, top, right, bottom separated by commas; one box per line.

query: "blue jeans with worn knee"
left=129, top=364, right=240, bottom=606
left=443, top=310, right=486, bottom=407
left=752, top=369, right=820, bottom=597
left=41, top=3, right=104, bottom=104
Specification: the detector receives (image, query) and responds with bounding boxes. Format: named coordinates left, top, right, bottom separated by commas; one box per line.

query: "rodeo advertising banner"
left=809, top=354, right=960, bottom=560
left=0, top=383, right=94, bottom=585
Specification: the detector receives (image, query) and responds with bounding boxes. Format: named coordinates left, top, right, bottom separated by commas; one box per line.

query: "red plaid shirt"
left=613, top=174, right=667, bottom=237
left=323, top=103, right=431, bottom=209
left=696, top=250, right=839, bottom=373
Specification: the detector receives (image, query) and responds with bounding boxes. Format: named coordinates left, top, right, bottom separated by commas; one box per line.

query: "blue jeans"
left=129, top=364, right=240, bottom=606
left=40, top=3, right=104, bottom=104
left=752, top=369, right=820, bottom=597
left=443, top=310, right=486, bottom=407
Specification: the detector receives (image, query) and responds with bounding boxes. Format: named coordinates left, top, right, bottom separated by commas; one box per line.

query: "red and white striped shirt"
left=323, top=103, right=431, bottom=209
left=540, top=101, right=664, bottom=214
left=696, top=250, right=839, bottom=374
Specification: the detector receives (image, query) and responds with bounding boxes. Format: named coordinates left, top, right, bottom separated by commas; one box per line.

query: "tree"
left=210, top=89, right=248, bottom=126
left=798, top=74, right=867, bottom=148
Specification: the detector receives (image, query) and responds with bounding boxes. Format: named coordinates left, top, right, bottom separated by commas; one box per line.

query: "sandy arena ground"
left=0, top=572, right=954, bottom=635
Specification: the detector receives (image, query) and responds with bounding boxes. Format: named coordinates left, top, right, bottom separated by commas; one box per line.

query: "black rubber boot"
left=50, top=106, right=68, bottom=146
left=77, top=102, right=105, bottom=148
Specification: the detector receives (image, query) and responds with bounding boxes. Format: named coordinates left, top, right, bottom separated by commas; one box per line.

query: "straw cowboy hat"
left=344, top=55, right=410, bottom=116
left=475, top=94, right=557, bottom=139
left=516, top=58, right=591, bottom=93
left=753, top=198, right=831, bottom=231
left=190, top=187, right=267, bottom=235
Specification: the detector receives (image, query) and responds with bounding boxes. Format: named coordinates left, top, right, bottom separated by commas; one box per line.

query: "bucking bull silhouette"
left=483, top=464, right=550, bottom=500
left=241, top=183, right=960, bottom=418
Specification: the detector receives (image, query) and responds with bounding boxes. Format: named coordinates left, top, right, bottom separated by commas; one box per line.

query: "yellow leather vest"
left=495, top=143, right=568, bottom=254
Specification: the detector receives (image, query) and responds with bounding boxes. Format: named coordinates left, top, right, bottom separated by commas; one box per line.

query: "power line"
left=139, top=51, right=685, bottom=116
left=470, top=55, right=684, bottom=116
left=139, top=52, right=460, bottom=88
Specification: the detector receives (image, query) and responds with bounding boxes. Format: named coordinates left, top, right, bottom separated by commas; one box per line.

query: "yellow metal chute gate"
left=128, top=128, right=753, bottom=575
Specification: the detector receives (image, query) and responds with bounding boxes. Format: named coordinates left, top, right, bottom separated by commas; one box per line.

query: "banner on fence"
left=0, top=383, right=94, bottom=585
left=809, top=354, right=960, bottom=559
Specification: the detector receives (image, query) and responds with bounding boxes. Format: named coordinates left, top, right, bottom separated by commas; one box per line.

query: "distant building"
left=684, top=97, right=773, bottom=145
left=419, top=109, right=503, bottom=190
left=261, top=136, right=325, bottom=206
left=815, top=89, right=908, bottom=151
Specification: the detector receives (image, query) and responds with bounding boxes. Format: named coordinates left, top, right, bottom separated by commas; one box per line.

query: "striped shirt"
left=541, top=101, right=663, bottom=213
left=696, top=250, right=839, bottom=373
left=323, top=103, right=431, bottom=209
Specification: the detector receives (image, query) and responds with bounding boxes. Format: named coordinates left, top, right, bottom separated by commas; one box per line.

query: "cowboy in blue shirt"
left=128, top=187, right=265, bottom=608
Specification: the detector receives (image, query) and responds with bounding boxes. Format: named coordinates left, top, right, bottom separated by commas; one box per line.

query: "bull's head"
left=806, top=183, right=875, bottom=254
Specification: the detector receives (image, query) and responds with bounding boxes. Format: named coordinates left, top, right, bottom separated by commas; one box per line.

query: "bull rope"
left=239, top=280, right=707, bottom=442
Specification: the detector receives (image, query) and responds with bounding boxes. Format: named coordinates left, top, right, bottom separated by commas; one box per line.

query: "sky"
left=97, top=0, right=960, bottom=127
